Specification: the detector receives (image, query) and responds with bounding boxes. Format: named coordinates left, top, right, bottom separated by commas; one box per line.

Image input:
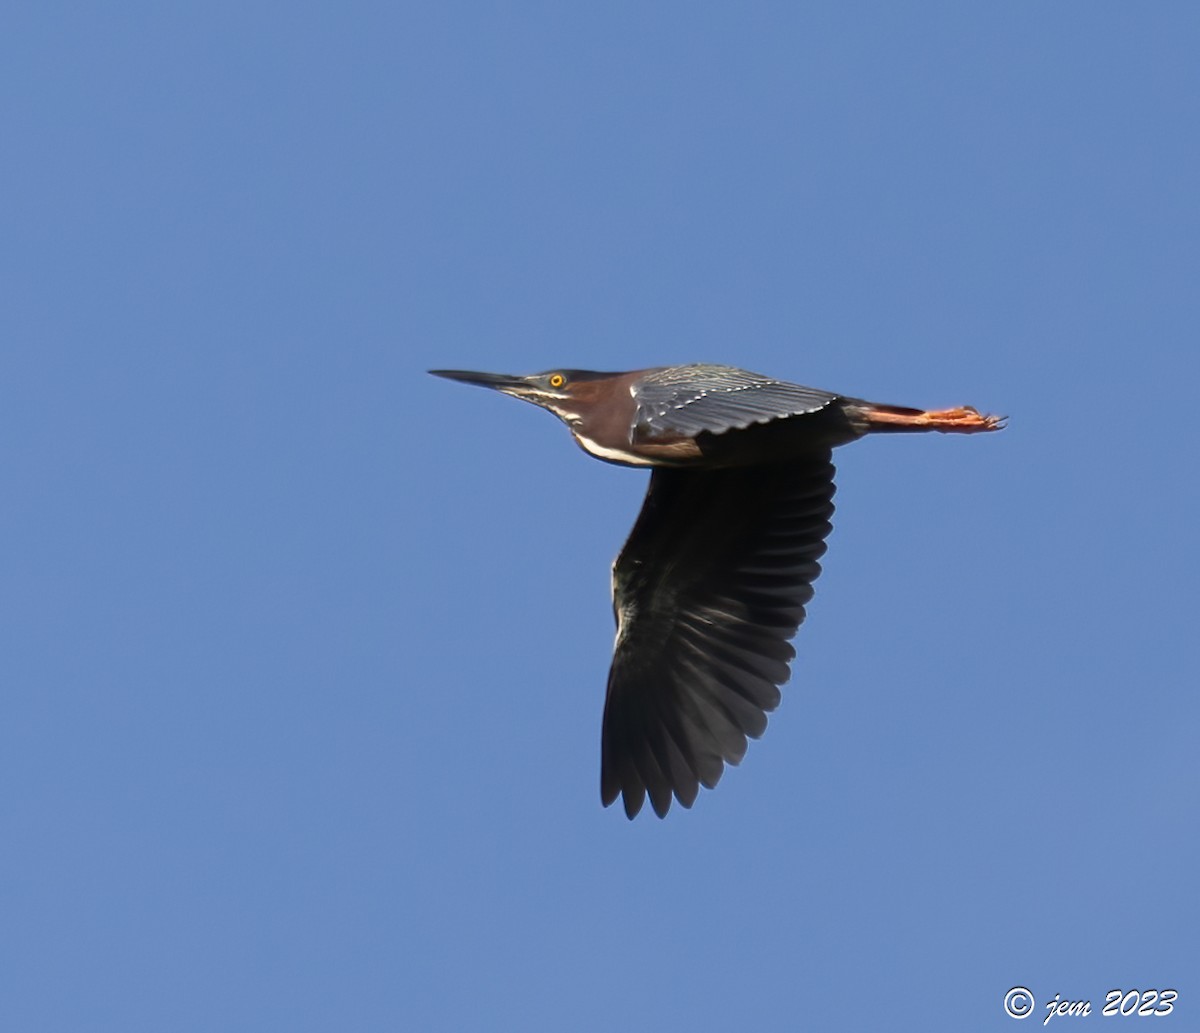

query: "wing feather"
left=601, top=456, right=836, bottom=817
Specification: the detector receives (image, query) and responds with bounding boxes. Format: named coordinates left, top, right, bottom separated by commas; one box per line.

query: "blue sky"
left=2, top=4, right=1197, bottom=1031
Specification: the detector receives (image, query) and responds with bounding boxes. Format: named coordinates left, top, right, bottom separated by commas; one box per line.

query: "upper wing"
left=601, top=456, right=836, bottom=818
left=632, top=364, right=839, bottom=439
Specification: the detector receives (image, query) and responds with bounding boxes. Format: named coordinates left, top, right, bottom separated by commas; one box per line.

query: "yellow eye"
left=549, top=373, right=566, bottom=389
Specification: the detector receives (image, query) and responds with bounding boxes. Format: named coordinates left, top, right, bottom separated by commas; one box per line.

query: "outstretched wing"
left=601, top=456, right=836, bottom=818
left=632, top=364, right=839, bottom=439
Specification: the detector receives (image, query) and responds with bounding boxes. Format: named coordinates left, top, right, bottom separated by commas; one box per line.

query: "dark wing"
left=632, top=364, right=839, bottom=439
left=601, top=456, right=836, bottom=818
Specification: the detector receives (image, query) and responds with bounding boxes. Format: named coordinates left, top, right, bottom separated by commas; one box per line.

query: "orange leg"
left=859, top=404, right=1006, bottom=433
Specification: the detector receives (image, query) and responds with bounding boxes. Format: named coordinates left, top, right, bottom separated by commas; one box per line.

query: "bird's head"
left=429, top=368, right=624, bottom=431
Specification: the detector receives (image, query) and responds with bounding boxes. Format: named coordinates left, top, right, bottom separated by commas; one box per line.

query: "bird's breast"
left=571, top=429, right=703, bottom=467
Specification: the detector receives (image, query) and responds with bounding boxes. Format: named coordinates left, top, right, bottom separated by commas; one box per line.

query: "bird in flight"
left=430, top=364, right=1004, bottom=818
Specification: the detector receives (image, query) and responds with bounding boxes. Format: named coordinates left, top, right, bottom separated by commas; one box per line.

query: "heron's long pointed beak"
left=428, top=369, right=528, bottom=392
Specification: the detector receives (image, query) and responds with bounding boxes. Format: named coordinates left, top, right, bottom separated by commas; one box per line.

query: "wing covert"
left=632, top=364, right=839, bottom=439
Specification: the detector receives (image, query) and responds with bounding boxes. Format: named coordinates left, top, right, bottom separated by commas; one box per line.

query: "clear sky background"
left=3, top=5, right=1197, bottom=1031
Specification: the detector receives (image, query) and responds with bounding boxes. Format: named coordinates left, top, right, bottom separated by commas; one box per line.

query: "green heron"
left=430, top=364, right=1003, bottom=818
